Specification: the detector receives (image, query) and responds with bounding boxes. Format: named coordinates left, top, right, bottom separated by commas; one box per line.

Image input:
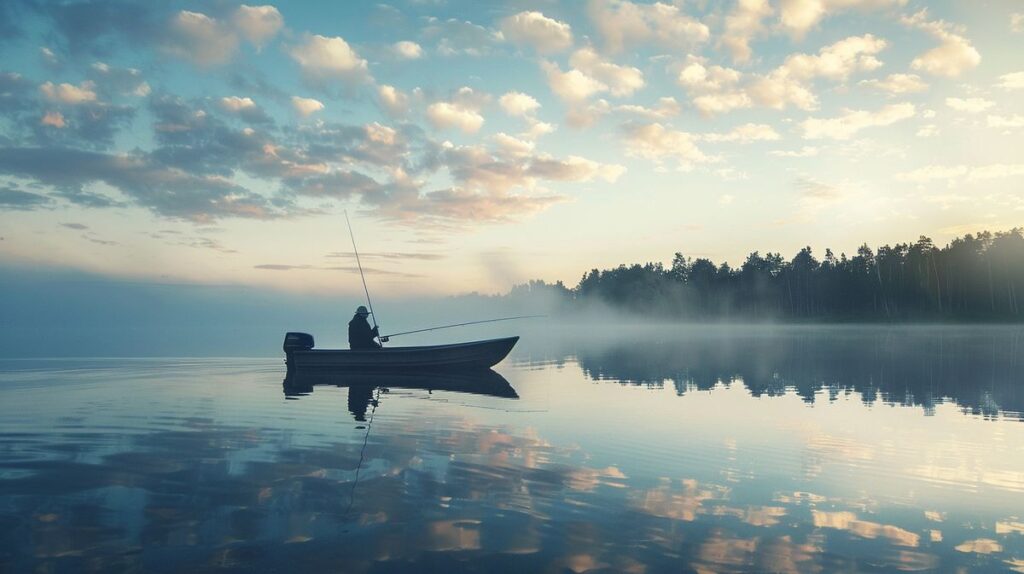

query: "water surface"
left=1, top=326, right=1023, bottom=572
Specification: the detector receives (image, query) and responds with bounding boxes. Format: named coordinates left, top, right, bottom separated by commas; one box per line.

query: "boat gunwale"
left=293, top=336, right=520, bottom=355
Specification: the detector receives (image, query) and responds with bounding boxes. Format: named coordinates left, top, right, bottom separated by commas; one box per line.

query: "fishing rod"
left=344, top=210, right=383, bottom=347
left=381, top=315, right=546, bottom=339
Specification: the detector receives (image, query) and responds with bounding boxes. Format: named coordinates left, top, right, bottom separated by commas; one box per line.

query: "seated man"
left=348, top=305, right=382, bottom=350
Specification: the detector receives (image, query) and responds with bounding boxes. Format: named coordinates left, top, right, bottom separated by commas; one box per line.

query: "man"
left=348, top=305, right=384, bottom=349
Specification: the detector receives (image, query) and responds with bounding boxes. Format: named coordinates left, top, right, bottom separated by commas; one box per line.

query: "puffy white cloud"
left=860, top=73, right=927, bottom=94
left=541, top=60, right=606, bottom=103
left=677, top=36, right=886, bottom=115
left=41, top=111, right=66, bottom=128
left=166, top=11, right=239, bottom=67
left=987, top=114, right=1024, bottom=129
left=499, top=91, right=541, bottom=117
left=587, top=0, right=709, bottom=54
left=217, top=96, right=271, bottom=123
left=800, top=103, right=915, bottom=140
left=916, top=124, right=939, bottom=137
left=622, top=123, right=716, bottom=169
left=232, top=5, right=283, bottom=47
left=492, top=132, right=535, bottom=156
left=996, top=72, right=1024, bottom=90
left=569, top=47, right=644, bottom=97
left=703, top=123, right=781, bottom=143
left=427, top=102, right=484, bottom=133
left=1011, top=13, right=1024, bottom=33
left=945, top=97, right=994, bottom=113
left=392, top=40, right=423, bottom=59
left=288, top=34, right=370, bottom=84
left=291, top=96, right=324, bottom=117
left=781, top=34, right=886, bottom=80
left=40, top=81, right=97, bottom=104
left=219, top=96, right=256, bottom=112
left=377, top=85, right=410, bottom=117
left=720, top=0, right=771, bottom=63
left=499, top=11, right=573, bottom=53
left=902, top=10, right=980, bottom=77
left=781, top=0, right=907, bottom=38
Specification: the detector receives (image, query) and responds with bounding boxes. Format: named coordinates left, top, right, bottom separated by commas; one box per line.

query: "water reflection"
left=1, top=327, right=1024, bottom=572
left=564, top=326, right=1024, bottom=419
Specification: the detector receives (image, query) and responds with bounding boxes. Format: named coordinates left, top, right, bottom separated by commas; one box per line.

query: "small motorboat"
left=283, top=332, right=519, bottom=372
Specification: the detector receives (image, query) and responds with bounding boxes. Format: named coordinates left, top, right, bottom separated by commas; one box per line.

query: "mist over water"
left=2, top=324, right=1023, bottom=572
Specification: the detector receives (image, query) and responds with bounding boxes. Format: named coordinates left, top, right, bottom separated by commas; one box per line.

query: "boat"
left=283, top=368, right=519, bottom=399
left=283, top=332, right=519, bottom=372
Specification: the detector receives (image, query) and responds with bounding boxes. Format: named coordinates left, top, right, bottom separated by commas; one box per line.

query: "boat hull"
left=285, top=336, right=519, bottom=371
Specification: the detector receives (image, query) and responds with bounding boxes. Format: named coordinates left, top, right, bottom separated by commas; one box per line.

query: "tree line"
left=509, top=229, right=1024, bottom=321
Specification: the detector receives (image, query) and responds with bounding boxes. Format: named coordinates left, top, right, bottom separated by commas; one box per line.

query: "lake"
left=1, top=325, right=1023, bottom=572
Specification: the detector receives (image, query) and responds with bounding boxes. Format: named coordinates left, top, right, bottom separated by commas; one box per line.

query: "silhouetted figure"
left=348, top=305, right=381, bottom=350
left=348, top=385, right=374, bottom=421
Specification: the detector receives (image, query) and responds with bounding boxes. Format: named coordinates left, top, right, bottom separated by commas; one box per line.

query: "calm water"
left=1, top=326, right=1023, bottom=573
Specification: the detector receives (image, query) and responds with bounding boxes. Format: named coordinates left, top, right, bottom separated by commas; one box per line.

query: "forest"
left=509, top=229, right=1024, bottom=321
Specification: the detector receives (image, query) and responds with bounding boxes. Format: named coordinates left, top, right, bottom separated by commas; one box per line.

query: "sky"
left=0, top=0, right=1022, bottom=297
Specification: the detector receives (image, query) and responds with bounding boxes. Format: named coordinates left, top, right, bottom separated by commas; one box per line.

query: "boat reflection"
left=283, top=368, right=519, bottom=419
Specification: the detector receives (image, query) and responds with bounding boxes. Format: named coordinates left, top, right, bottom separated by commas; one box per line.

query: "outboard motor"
left=283, top=332, right=314, bottom=376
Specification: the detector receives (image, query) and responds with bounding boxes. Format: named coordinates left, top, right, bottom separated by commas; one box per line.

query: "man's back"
left=348, top=315, right=380, bottom=349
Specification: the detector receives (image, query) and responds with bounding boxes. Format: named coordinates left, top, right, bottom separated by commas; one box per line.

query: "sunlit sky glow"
left=0, top=0, right=1022, bottom=295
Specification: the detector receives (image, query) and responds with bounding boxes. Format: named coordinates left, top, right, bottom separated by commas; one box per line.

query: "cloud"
left=392, top=40, right=423, bottom=59
left=40, top=81, right=97, bottom=104
left=499, top=11, right=573, bottom=53
left=380, top=187, right=565, bottom=224
left=290, top=96, right=324, bottom=117
left=88, top=63, right=150, bottom=97
left=0, top=146, right=283, bottom=221
left=945, top=97, right=994, bottom=114
left=422, top=18, right=500, bottom=57
left=587, top=0, right=709, bottom=54
left=770, top=146, right=819, bottom=157
left=916, top=124, right=939, bottom=137
left=288, top=34, right=371, bottom=85
left=987, top=114, right=1024, bottom=129
left=41, top=111, right=66, bottom=128
left=895, top=163, right=1024, bottom=183
left=440, top=141, right=624, bottom=193
left=800, top=103, right=915, bottom=140
left=377, top=84, right=410, bottom=117
left=622, top=123, right=715, bottom=170
left=703, top=123, right=780, bottom=143
left=165, top=10, right=239, bottom=67
left=676, top=35, right=886, bottom=115
left=426, top=102, right=484, bottom=133
left=325, top=251, right=445, bottom=261
left=218, top=96, right=272, bottom=123
left=795, top=176, right=840, bottom=200
left=996, top=71, right=1024, bottom=90
left=613, top=97, right=681, bottom=119
left=254, top=263, right=421, bottom=277
left=541, top=61, right=606, bottom=103
left=902, top=10, right=980, bottom=77
left=859, top=73, right=927, bottom=95
left=232, top=4, right=283, bottom=48
left=569, top=47, right=645, bottom=97
left=0, top=185, right=54, bottom=210
left=61, top=222, right=89, bottom=229
left=499, top=92, right=540, bottom=117
left=720, top=0, right=771, bottom=63
left=1013, top=13, right=1024, bottom=33
left=780, top=0, right=906, bottom=38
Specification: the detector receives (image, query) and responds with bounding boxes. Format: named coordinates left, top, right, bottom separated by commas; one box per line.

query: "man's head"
left=355, top=305, right=370, bottom=317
